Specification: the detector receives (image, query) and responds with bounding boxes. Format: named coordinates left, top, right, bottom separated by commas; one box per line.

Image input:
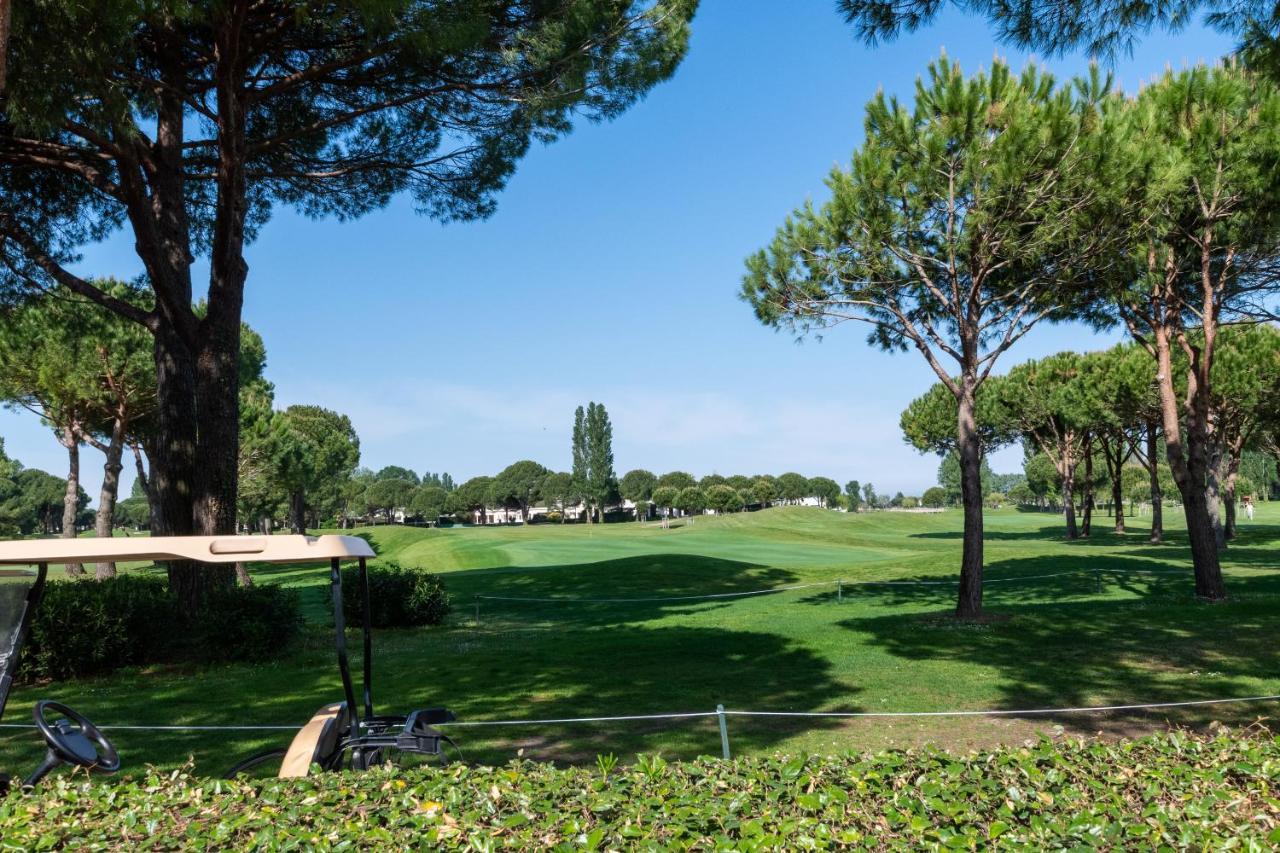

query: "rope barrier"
left=0, top=693, right=1273, bottom=733
left=722, top=694, right=1280, bottom=719
left=0, top=723, right=298, bottom=731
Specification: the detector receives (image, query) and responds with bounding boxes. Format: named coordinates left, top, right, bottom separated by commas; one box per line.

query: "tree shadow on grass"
left=837, top=570, right=1280, bottom=738
left=910, top=522, right=1177, bottom=545
left=794, top=553, right=1208, bottom=610
left=441, top=554, right=800, bottom=629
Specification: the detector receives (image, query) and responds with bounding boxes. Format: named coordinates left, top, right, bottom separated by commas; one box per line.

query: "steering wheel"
left=29, top=700, right=120, bottom=783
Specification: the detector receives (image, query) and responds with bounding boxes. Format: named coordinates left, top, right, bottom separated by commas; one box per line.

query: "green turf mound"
left=3, top=730, right=1277, bottom=849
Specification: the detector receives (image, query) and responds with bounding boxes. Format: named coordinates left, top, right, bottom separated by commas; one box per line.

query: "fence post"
left=837, top=580, right=843, bottom=602
left=716, top=704, right=731, bottom=759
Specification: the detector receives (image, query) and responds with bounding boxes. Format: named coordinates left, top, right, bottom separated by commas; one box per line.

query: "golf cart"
left=0, top=535, right=456, bottom=787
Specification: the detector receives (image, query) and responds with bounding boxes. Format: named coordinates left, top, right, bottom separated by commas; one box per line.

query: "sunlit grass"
left=2, top=503, right=1278, bottom=777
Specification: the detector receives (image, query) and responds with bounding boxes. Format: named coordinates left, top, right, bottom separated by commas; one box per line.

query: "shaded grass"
left=2, top=504, right=1278, bottom=778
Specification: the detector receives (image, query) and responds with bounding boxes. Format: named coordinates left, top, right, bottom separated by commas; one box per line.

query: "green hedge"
left=18, top=575, right=302, bottom=681
left=2, top=730, right=1278, bottom=848
left=340, top=561, right=450, bottom=628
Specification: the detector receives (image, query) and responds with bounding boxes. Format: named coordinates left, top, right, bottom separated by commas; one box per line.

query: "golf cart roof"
left=0, top=535, right=375, bottom=567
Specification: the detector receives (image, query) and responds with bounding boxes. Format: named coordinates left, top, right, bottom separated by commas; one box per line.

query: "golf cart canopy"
left=0, top=535, right=375, bottom=567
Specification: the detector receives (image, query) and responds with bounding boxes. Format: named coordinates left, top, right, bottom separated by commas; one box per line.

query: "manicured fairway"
left=3, top=505, right=1279, bottom=777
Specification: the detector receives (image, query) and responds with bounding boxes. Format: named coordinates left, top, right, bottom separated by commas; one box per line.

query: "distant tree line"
left=903, top=330, right=1280, bottom=545
left=352, top=403, right=853, bottom=526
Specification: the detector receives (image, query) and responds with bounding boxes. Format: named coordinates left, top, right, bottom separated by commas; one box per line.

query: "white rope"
left=0, top=723, right=298, bottom=731
left=441, top=711, right=721, bottom=727
left=723, top=694, right=1280, bottom=718
left=0, top=694, right=1273, bottom=732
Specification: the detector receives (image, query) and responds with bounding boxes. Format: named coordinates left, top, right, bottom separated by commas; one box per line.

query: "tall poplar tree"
left=585, top=402, right=617, bottom=522
left=0, top=0, right=696, bottom=612
left=743, top=58, right=1120, bottom=617
left=571, top=405, right=589, bottom=521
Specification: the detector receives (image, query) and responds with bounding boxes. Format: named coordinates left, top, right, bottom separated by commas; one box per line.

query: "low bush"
left=184, top=583, right=304, bottom=664
left=1, top=730, right=1278, bottom=848
left=341, top=561, right=450, bottom=628
left=18, top=575, right=172, bottom=681
left=18, top=575, right=303, bottom=681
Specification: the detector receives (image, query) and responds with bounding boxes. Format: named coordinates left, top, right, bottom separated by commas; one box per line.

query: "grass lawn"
left=2, top=503, right=1279, bottom=778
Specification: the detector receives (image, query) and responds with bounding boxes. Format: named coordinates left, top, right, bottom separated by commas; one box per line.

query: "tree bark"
left=1080, top=437, right=1094, bottom=538
left=1223, top=449, right=1241, bottom=541
left=151, top=324, right=217, bottom=613
left=1154, top=328, right=1225, bottom=600
left=289, top=489, right=306, bottom=534
left=131, top=442, right=157, bottom=532
left=234, top=562, right=254, bottom=587
left=93, top=416, right=128, bottom=578
left=954, top=379, right=984, bottom=619
left=0, top=0, right=12, bottom=94
left=1060, top=452, right=1079, bottom=540
left=1206, top=437, right=1225, bottom=550
left=1105, top=437, right=1125, bottom=533
left=59, top=424, right=85, bottom=575
left=1146, top=422, right=1163, bottom=543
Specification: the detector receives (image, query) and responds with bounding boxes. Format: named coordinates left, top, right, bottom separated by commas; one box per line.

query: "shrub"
left=17, top=574, right=304, bottom=681
left=185, top=584, right=304, bottom=663
left=921, top=485, right=947, bottom=508
left=341, top=561, right=450, bottom=628
left=2, top=731, right=1279, bottom=847
left=18, top=575, right=172, bottom=681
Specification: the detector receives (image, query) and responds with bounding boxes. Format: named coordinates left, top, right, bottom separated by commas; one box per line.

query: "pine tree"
left=743, top=57, right=1122, bottom=618
left=0, top=0, right=696, bottom=613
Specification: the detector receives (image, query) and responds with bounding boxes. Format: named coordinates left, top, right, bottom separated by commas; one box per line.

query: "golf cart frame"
left=0, top=535, right=455, bottom=786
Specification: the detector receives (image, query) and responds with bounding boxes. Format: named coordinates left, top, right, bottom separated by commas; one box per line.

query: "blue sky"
left=0, top=1, right=1234, bottom=501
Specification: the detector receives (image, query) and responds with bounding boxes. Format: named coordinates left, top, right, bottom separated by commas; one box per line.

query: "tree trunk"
left=1146, top=422, right=1163, bottom=543
left=1206, top=438, right=1225, bottom=550
left=1223, top=482, right=1236, bottom=541
left=0, top=0, right=12, bottom=94
left=289, top=489, right=306, bottom=534
left=131, top=442, right=159, bottom=533
left=60, top=425, right=85, bottom=575
left=1223, top=449, right=1241, bottom=541
left=234, top=562, right=254, bottom=587
left=954, top=381, right=984, bottom=619
left=193, top=318, right=241, bottom=537
left=94, top=417, right=128, bottom=578
left=1061, top=461, right=1079, bottom=540
left=1080, top=439, right=1094, bottom=538
left=152, top=319, right=237, bottom=611
left=1154, top=330, right=1225, bottom=600
left=1107, top=440, right=1125, bottom=534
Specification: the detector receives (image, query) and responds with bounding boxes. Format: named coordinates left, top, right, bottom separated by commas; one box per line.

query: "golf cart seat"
left=279, top=701, right=352, bottom=778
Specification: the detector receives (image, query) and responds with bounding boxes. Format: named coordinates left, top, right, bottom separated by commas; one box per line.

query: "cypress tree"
left=585, top=403, right=618, bottom=522
left=571, top=406, right=589, bottom=522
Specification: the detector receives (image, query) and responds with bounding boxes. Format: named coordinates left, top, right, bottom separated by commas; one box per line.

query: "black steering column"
left=23, top=700, right=120, bottom=787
